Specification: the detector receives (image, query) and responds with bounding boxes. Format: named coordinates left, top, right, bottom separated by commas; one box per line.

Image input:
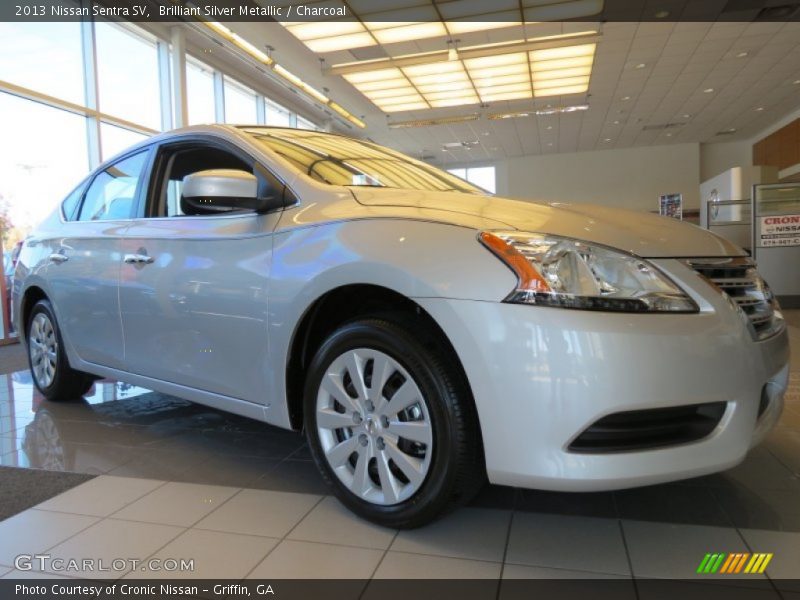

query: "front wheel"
left=304, top=316, right=483, bottom=528
left=27, top=299, right=93, bottom=402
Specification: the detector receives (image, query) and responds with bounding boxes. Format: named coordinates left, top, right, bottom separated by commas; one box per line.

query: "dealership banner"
left=1, top=579, right=793, bottom=599
left=3, top=0, right=800, bottom=22
left=759, top=214, right=800, bottom=248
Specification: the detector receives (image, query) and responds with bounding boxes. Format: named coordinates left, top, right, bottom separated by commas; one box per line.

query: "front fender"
left=265, top=218, right=516, bottom=428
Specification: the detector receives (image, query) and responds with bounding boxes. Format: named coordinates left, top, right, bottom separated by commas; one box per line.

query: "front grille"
left=686, top=257, right=780, bottom=339
left=568, top=402, right=727, bottom=453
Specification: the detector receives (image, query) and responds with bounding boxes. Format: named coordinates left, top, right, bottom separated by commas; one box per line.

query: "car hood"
left=351, top=188, right=745, bottom=258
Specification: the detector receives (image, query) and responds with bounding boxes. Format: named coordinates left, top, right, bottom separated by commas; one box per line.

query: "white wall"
left=495, top=143, right=700, bottom=212
left=700, top=141, right=752, bottom=182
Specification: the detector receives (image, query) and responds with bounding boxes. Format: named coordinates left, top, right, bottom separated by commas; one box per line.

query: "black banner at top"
left=2, top=0, right=800, bottom=23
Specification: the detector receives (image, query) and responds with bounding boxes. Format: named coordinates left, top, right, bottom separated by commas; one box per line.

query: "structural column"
left=170, top=26, right=188, bottom=128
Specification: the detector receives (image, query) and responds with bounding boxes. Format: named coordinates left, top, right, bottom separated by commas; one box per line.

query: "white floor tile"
left=45, top=518, right=184, bottom=579
left=622, top=520, right=764, bottom=584
left=739, top=529, right=800, bottom=591
left=124, top=529, right=279, bottom=579
left=0, top=509, right=98, bottom=566
left=373, top=551, right=501, bottom=579
left=111, top=482, right=238, bottom=527
left=195, top=489, right=320, bottom=538
left=35, top=476, right=164, bottom=517
left=246, top=539, right=383, bottom=579
left=502, top=563, right=631, bottom=579
left=499, top=566, right=637, bottom=600
left=391, top=507, right=510, bottom=562
left=288, top=497, right=396, bottom=550
left=506, top=513, right=629, bottom=576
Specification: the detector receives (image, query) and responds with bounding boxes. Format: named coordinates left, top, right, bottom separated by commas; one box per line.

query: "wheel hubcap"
left=29, top=313, right=58, bottom=389
left=316, top=348, right=433, bottom=506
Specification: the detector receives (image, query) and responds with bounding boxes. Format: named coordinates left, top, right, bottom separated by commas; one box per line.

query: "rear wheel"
left=27, top=299, right=93, bottom=402
left=304, top=316, right=483, bottom=528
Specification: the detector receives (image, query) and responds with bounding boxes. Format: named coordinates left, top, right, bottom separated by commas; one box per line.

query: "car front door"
left=46, top=149, right=150, bottom=369
left=117, top=137, right=287, bottom=403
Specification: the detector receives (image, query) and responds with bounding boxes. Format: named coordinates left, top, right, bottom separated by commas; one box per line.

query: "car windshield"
left=239, top=127, right=486, bottom=194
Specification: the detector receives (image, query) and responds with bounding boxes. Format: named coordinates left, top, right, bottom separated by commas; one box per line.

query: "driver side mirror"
left=181, top=169, right=282, bottom=215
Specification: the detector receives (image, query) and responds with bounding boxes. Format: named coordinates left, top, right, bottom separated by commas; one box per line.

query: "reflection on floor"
left=0, top=315, right=798, bottom=583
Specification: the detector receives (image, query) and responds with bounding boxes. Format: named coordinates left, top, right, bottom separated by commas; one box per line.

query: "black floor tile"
left=615, top=483, right=732, bottom=527
left=515, top=489, right=618, bottom=518
left=255, top=459, right=330, bottom=495
left=468, top=484, right=518, bottom=510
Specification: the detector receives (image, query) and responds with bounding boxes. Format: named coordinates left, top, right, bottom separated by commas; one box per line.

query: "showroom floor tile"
left=0, top=509, right=98, bottom=566
left=194, top=488, right=321, bottom=538
left=0, top=314, right=798, bottom=583
left=287, top=496, right=398, bottom=550
left=124, top=529, right=280, bottom=580
left=506, top=512, right=630, bottom=576
left=0, top=474, right=795, bottom=586
left=43, top=518, right=184, bottom=579
left=372, top=551, right=502, bottom=579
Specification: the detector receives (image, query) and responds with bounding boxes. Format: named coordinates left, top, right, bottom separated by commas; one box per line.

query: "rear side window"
left=78, top=151, right=148, bottom=221
left=61, top=183, right=86, bottom=221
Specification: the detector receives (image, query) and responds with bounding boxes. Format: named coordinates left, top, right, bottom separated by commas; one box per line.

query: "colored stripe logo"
left=696, top=553, right=773, bottom=574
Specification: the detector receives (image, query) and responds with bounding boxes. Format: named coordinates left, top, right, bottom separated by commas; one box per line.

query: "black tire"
left=303, top=315, right=484, bottom=528
left=26, top=299, right=93, bottom=402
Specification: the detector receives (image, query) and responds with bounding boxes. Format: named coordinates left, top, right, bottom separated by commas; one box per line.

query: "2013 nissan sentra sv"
left=13, top=125, right=790, bottom=527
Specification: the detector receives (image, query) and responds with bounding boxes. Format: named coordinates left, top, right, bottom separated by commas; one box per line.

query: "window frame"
left=140, top=134, right=296, bottom=221
left=66, top=145, right=155, bottom=224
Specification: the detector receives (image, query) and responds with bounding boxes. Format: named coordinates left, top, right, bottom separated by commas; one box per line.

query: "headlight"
left=480, top=231, right=698, bottom=313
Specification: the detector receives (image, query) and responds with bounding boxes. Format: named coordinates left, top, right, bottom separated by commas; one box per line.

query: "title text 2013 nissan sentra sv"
left=13, top=126, right=790, bottom=527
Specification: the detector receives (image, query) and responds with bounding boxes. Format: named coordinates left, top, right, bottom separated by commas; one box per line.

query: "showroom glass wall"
left=0, top=20, right=317, bottom=251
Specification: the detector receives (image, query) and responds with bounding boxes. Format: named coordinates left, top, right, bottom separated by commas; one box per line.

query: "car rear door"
left=46, top=148, right=151, bottom=369
left=117, top=136, right=288, bottom=403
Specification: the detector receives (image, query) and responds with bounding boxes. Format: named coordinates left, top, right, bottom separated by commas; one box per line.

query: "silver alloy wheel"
left=29, top=313, right=58, bottom=389
left=316, top=348, right=433, bottom=506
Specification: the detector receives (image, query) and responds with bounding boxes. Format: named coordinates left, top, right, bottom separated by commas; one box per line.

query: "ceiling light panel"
left=534, top=76, right=590, bottom=89
left=341, top=36, right=596, bottom=112
left=376, top=94, right=427, bottom=106
left=472, top=73, right=530, bottom=87
left=530, top=43, right=595, bottom=62
left=369, top=22, right=448, bottom=44
left=534, top=84, right=589, bottom=97
left=416, top=80, right=473, bottom=94
left=464, top=52, right=528, bottom=70
left=285, top=21, right=366, bottom=40
left=365, top=86, right=418, bottom=99
left=429, top=96, right=480, bottom=108
left=355, top=78, right=410, bottom=92
left=533, top=66, right=591, bottom=81
left=531, top=55, right=595, bottom=71
left=403, top=61, right=464, bottom=77
left=469, top=64, right=531, bottom=79
left=446, top=19, right=522, bottom=34
left=480, top=90, right=532, bottom=102
left=379, top=102, right=429, bottom=112
left=305, top=33, right=377, bottom=53
left=344, top=68, right=404, bottom=84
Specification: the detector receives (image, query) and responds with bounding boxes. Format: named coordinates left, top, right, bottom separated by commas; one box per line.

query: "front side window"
left=78, top=151, right=148, bottom=221
left=240, top=127, right=483, bottom=194
left=152, top=144, right=256, bottom=218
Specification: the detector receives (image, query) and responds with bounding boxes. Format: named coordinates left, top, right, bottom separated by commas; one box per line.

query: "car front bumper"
left=415, top=259, right=790, bottom=491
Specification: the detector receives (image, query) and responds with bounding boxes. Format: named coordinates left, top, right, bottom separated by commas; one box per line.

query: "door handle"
left=123, top=254, right=155, bottom=265
left=49, top=253, right=68, bottom=264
